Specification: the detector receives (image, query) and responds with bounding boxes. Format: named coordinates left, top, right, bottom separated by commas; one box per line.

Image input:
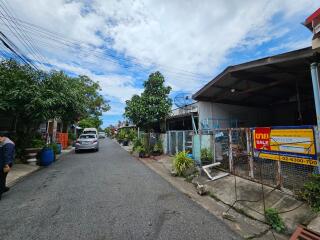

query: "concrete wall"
left=197, top=101, right=271, bottom=129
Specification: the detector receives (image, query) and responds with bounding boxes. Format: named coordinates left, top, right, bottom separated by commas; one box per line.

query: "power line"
left=1, top=0, right=48, bottom=66
left=0, top=31, right=37, bottom=69
left=0, top=6, right=40, bottom=68
left=0, top=14, right=209, bottom=79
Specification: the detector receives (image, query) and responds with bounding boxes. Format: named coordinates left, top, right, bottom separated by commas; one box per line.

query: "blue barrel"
left=40, top=147, right=54, bottom=166
left=56, top=143, right=62, bottom=154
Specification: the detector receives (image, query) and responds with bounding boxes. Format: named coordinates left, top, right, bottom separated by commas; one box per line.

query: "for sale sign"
left=254, top=127, right=271, bottom=150
left=253, top=126, right=318, bottom=166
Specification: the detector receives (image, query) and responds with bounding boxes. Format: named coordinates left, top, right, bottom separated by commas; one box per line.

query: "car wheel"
left=96, top=148, right=99, bottom=152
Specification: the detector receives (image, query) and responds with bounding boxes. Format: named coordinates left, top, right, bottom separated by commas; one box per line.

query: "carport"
left=193, top=47, right=320, bottom=127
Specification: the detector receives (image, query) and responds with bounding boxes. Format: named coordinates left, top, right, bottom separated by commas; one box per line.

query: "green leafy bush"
left=201, top=148, right=213, bottom=164
left=135, top=145, right=145, bottom=154
left=68, top=132, right=76, bottom=141
left=31, top=138, right=45, bottom=148
left=133, top=137, right=143, bottom=151
left=173, top=151, right=195, bottom=176
left=301, top=174, right=320, bottom=212
left=127, top=129, right=137, bottom=141
left=265, top=208, right=285, bottom=232
left=153, top=139, right=163, bottom=155
left=48, top=143, right=59, bottom=155
left=116, top=129, right=126, bottom=141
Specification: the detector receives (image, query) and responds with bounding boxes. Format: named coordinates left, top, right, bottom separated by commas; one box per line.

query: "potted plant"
left=48, top=143, right=60, bottom=161
left=201, top=148, right=213, bottom=165
left=122, top=134, right=129, bottom=146
left=117, top=130, right=124, bottom=144
left=136, top=145, right=146, bottom=158
left=173, top=151, right=195, bottom=177
left=152, top=139, right=163, bottom=156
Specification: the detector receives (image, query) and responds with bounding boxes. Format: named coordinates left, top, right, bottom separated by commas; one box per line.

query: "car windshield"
left=84, top=131, right=96, bottom=134
left=80, top=135, right=95, bottom=139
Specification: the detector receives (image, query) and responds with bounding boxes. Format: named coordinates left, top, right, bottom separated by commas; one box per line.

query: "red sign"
left=254, top=127, right=271, bottom=150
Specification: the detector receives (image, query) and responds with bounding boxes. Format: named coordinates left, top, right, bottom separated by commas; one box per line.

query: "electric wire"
left=0, top=4, right=40, bottom=69
left=0, top=14, right=210, bottom=79
left=0, top=32, right=34, bottom=67
left=1, top=0, right=48, bottom=66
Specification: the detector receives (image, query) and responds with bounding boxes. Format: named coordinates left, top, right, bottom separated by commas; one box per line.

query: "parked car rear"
left=75, top=134, right=99, bottom=153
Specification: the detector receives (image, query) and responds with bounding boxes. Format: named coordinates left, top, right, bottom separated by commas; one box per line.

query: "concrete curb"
left=7, top=166, right=41, bottom=187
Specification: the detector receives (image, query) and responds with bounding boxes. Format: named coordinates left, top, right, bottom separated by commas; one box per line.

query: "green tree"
left=41, top=72, right=110, bottom=124
left=0, top=60, right=48, bottom=155
left=124, top=71, right=172, bottom=130
left=0, top=59, right=110, bottom=158
left=78, top=116, right=102, bottom=129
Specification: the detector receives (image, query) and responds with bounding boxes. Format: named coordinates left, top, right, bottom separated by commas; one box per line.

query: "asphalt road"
left=0, top=138, right=240, bottom=240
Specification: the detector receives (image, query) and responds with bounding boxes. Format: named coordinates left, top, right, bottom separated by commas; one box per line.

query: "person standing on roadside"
left=0, top=132, right=15, bottom=200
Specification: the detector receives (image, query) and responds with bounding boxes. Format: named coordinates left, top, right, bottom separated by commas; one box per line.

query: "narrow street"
left=0, top=138, right=239, bottom=240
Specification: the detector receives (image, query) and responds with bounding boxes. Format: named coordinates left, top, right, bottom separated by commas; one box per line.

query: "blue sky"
left=0, top=0, right=318, bottom=128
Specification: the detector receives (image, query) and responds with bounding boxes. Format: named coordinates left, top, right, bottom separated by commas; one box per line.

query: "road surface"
left=0, top=138, right=239, bottom=240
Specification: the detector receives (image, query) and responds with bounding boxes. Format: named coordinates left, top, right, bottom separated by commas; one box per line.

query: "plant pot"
left=39, top=147, right=54, bottom=166
left=139, top=152, right=145, bottom=158
left=123, top=140, right=129, bottom=146
left=56, top=143, right=62, bottom=154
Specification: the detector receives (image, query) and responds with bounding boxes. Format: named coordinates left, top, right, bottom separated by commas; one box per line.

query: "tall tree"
left=0, top=59, right=110, bottom=156
left=124, top=71, right=172, bottom=130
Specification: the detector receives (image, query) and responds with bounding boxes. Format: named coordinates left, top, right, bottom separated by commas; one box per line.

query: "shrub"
left=31, top=138, right=45, bottom=148
left=68, top=132, right=76, bottom=141
left=135, top=145, right=145, bottom=153
left=48, top=143, right=59, bottom=155
left=301, top=174, right=320, bottom=212
left=173, top=151, right=195, bottom=177
left=127, top=129, right=137, bottom=142
left=201, top=148, right=213, bottom=164
left=265, top=208, right=285, bottom=232
left=133, top=137, right=143, bottom=151
left=153, top=139, right=163, bottom=155
left=116, top=129, right=125, bottom=141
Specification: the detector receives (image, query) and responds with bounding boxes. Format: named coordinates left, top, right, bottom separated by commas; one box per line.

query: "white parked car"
left=75, top=134, right=99, bottom=153
left=83, top=128, right=98, bottom=136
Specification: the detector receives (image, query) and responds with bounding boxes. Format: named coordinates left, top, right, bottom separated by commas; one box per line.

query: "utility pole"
left=304, top=8, right=320, bottom=172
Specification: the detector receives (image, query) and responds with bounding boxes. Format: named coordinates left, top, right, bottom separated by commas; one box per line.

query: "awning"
left=193, top=47, right=320, bottom=108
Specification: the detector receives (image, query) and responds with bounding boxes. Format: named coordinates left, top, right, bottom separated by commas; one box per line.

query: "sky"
left=0, top=0, right=318, bottom=128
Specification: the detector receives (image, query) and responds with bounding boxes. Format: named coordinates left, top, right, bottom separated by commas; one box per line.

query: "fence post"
left=168, top=131, right=171, bottom=155
left=213, top=130, right=216, bottom=163
left=175, top=132, right=178, bottom=154
left=183, top=131, right=185, bottom=152
left=228, top=129, right=234, bottom=173
left=276, top=160, right=283, bottom=188
left=247, top=129, right=254, bottom=178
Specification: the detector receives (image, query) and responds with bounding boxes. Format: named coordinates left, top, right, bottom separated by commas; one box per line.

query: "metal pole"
left=228, top=129, right=234, bottom=173
left=310, top=63, right=320, bottom=129
left=310, top=63, right=320, bottom=172
left=246, top=129, right=254, bottom=178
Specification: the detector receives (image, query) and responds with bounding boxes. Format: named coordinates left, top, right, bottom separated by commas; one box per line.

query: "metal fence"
left=203, top=128, right=319, bottom=193
left=166, top=130, right=193, bottom=155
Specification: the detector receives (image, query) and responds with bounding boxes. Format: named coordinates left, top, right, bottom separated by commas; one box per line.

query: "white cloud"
left=2, top=0, right=318, bottom=123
